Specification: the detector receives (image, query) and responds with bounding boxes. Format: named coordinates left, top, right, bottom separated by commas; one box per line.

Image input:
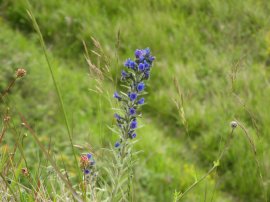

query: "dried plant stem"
left=178, top=128, right=235, bottom=201
left=0, top=78, right=16, bottom=100
left=0, top=124, right=7, bottom=144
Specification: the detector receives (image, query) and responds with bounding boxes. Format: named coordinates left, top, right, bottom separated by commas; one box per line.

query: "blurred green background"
left=1, top=0, right=270, bottom=201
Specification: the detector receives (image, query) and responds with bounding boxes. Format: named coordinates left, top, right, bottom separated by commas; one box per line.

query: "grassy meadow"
left=1, top=0, right=270, bottom=201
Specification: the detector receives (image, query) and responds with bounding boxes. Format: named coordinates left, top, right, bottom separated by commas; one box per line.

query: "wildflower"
left=124, top=58, right=132, bottom=67
left=121, top=70, right=128, bottom=78
left=115, top=142, right=120, bottom=148
left=135, top=49, right=142, bottom=58
left=137, top=98, right=145, bottom=105
left=124, top=59, right=136, bottom=69
left=87, top=153, right=92, bottom=159
left=131, top=133, right=137, bottom=139
left=149, top=56, right=155, bottom=63
left=144, top=48, right=151, bottom=56
left=138, top=63, right=145, bottom=71
left=144, top=60, right=150, bottom=69
left=129, top=108, right=136, bottom=116
left=80, top=155, right=90, bottom=168
left=114, top=92, right=121, bottom=101
left=114, top=113, right=122, bottom=121
left=137, top=82, right=145, bottom=92
left=84, top=169, right=91, bottom=175
left=129, top=92, right=137, bottom=101
left=230, top=121, right=238, bottom=129
left=144, top=71, right=150, bottom=79
left=130, top=119, right=137, bottom=129
left=16, top=68, right=27, bottom=78
left=139, top=55, right=145, bottom=62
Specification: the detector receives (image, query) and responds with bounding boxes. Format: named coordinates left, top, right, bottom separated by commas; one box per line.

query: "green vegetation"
left=1, top=0, right=270, bottom=201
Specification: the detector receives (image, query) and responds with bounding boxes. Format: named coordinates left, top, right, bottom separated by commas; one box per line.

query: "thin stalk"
left=26, top=5, right=81, bottom=179
left=0, top=78, right=17, bottom=100
left=178, top=128, right=235, bottom=200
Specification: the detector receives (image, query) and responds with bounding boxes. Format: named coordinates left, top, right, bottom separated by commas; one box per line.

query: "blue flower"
left=131, top=133, right=137, bottom=139
left=115, top=142, right=120, bottom=148
left=114, top=113, right=122, bottom=120
left=135, top=49, right=142, bottom=58
left=144, top=60, right=150, bottom=69
left=137, top=82, right=145, bottom=92
left=121, top=70, right=128, bottom=78
left=130, top=61, right=136, bottom=69
left=139, top=55, right=145, bottom=62
left=129, top=108, right=136, bottom=116
left=129, top=92, right=137, bottom=101
left=137, top=98, right=145, bottom=105
left=138, top=63, right=145, bottom=71
left=114, top=92, right=121, bottom=100
left=144, top=71, right=150, bottom=79
left=124, top=58, right=132, bottom=67
left=124, top=59, right=136, bottom=70
left=84, top=169, right=91, bottom=174
left=87, top=153, right=92, bottom=159
left=149, top=56, right=155, bottom=62
left=130, top=119, right=137, bottom=129
left=144, top=48, right=151, bottom=56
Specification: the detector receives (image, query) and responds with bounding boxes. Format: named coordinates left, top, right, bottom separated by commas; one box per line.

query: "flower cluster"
left=80, top=153, right=95, bottom=175
left=113, top=48, right=155, bottom=147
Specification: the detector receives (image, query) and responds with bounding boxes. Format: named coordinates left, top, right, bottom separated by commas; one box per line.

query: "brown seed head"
left=21, top=168, right=29, bottom=177
left=16, top=68, right=27, bottom=78
left=4, top=115, right=11, bottom=123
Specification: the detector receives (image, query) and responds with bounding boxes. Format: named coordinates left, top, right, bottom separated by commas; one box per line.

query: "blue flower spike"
left=113, top=48, right=155, bottom=143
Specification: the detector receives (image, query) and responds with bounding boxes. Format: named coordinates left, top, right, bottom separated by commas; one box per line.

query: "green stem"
left=26, top=5, right=81, bottom=180
left=178, top=128, right=235, bottom=200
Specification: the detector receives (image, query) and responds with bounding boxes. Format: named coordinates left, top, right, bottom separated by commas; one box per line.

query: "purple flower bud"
left=129, top=108, right=136, bottom=116
left=138, top=63, right=145, bottom=71
left=129, top=92, right=137, bottom=101
left=149, top=56, right=155, bottom=62
left=87, top=153, right=92, bottom=159
left=114, top=113, right=122, bottom=120
left=137, top=82, right=145, bottom=92
left=84, top=169, right=91, bottom=174
left=114, top=92, right=121, bottom=100
left=144, top=48, right=151, bottom=56
left=115, top=142, right=120, bottom=148
left=130, top=119, right=137, bottom=129
left=135, top=49, right=142, bottom=58
left=144, top=71, right=150, bottom=79
left=137, top=98, right=145, bottom=105
left=130, top=61, right=136, bottom=70
left=131, top=133, right=137, bottom=139
left=144, top=60, right=150, bottom=69
left=139, top=55, right=144, bottom=62
left=121, top=70, right=128, bottom=78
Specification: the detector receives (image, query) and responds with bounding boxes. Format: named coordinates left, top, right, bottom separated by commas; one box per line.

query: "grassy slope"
left=1, top=0, right=270, bottom=201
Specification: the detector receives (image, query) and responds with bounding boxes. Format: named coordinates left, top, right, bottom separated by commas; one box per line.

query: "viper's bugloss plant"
left=114, top=48, right=155, bottom=145
left=110, top=48, right=155, bottom=201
